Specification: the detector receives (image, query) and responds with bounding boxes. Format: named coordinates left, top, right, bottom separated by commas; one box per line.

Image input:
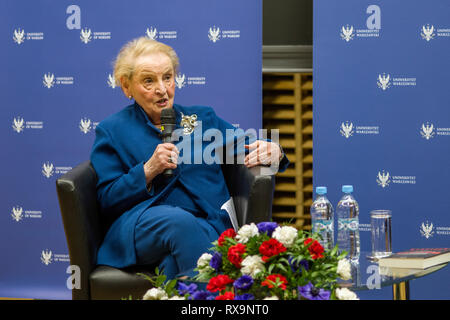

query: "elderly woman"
left=91, top=37, right=289, bottom=279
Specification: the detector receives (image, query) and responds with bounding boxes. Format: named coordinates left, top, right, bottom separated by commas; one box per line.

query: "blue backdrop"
left=314, top=0, right=450, bottom=299
left=0, top=0, right=261, bottom=299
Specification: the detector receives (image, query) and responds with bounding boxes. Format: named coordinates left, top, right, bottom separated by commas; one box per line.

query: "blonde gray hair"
left=113, top=37, right=179, bottom=87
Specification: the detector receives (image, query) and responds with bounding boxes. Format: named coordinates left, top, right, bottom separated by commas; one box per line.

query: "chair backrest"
left=56, top=160, right=102, bottom=300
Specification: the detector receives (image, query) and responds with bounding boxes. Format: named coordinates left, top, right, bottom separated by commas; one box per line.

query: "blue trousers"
left=134, top=205, right=220, bottom=279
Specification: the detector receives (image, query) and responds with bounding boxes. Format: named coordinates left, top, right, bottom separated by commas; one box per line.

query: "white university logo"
left=42, top=162, right=54, bottom=178
left=13, top=28, right=44, bottom=43
left=340, top=25, right=355, bottom=42
left=208, top=26, right=221, bottom=42
left=175, top=73, right=186, bottom=89
left=420, top=122, right=435, bottom=140
left=107, top=74, right=116, bottom=89
left=41, top=249, right=53, bottom=265
left=11, top=206, right=24, bottom=222
left=340, top=122, right=354, bottom=138
left=13, top=28, right=25, bottom=44
left=43, top=73, right=55, bottom=89
left=146, top=26, right=177, bottom=40
left=146, top=27, right=157, bottom=40
left=376, top=170, right=390, bottom=188
left=79, top=118, right=92, bottom=134
left=420, top=221, right=434, bottom=239
left=12, top=117, right=25, bottom=133
left=377, top=73, right=391, bottom=90
left=421, top=24, right=436, bottom=41
left=43, top=73, right=74, bottom=88
left=80, top=28, right=92, bottom=44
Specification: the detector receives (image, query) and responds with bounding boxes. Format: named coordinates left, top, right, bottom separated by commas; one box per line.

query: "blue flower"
left=234, top=293, right=255, bottom=300
left=257, top=222, right=279, bottom=236
left=190, top=290, right=215, bottom=300
left=233, top=275, right=254, bottom=291
left=177, top=282, right=198, bottom=295
left=288, top=256, right=309, bottom=274
left=298, top=282, right=331, bottom=300
left=209, top=252, right=222, bottom=271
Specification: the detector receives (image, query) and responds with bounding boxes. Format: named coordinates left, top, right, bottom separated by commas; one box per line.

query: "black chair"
left=56, top=160, right=275, bottom=300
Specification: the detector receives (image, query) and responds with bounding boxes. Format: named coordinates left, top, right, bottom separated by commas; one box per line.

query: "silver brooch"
left=180, top=112, right=198, bottom=135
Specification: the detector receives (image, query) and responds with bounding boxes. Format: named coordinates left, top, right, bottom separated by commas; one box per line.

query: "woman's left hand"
left=244, top=140, right=282, bottom=168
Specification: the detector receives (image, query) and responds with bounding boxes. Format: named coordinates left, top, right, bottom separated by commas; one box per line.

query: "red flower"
left=218, top=228, right=236, bottom=246
left=206, top=274, right=234, bottom=292
left=261, top=274, right=288, bottom=290
left=259, top=238, right=286, bottom=262
left=227, top=243, right=246, bottom=268
left=215, top=291, right=235, bottom=300
left=304, top=238, right=324, bottom=259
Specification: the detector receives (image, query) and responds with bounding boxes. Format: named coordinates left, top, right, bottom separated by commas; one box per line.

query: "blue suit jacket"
left=91, top=103, right=289, bottom=268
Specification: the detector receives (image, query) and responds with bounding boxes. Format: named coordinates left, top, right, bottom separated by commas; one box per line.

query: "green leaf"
left=165, top=279, right=177, bottom=292
left=137, top=272, right=154, bottom=283
left=276, top=263, right=288, bottom=273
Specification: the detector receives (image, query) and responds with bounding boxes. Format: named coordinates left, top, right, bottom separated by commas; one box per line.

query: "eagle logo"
left=340, top=25, right=354, bottom=42
left=420, top=221, right=434, bottom=239
left=376, top=170, right=390, bottom=188
left=11, top=206, right=24, bottom=222
left=13, top=28, right=25, bottom=44
left=41, top=250, right=53, bottom=265
left=377, top=73, right=391, bottom=91
left=421, top=24, right=435, bottom=42
left=175, top=73, right=186, bottom=89
left=79, top=118, right=92, bottom=134
left=208, top=26, right=221, bottom=43
left=340, top=122, right=354, bottom=138
left=107, top=74, right=116, bottom=89
left=42, top=162, right=54, bottom=178
left=12, top=117, right=25, bottom=133
left=420, top=122, right=435, bottom=140
left=80, top=28, right=92, bottom=44
left=43, top=73, right=55, bottom=89
left=146, top=27, right=157, bottom=40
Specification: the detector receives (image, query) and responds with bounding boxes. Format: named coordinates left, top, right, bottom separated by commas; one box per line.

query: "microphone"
left=160, top=108, right=176, bottom=177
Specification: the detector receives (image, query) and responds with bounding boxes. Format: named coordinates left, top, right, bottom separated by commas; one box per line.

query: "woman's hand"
left=144, top=143, right=179, bottom=183
left=244, top=140, right=282, bottom=168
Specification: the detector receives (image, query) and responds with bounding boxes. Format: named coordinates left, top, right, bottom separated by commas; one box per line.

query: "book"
left=378, top=248, right=450, bottom=269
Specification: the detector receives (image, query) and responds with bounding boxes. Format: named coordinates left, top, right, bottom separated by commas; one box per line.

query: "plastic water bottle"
left=310, top=186, right=334, bottom=251
left=336, top=185, right=360, bottom=261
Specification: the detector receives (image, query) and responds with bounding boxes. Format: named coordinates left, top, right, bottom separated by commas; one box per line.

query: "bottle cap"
left=316, top=186, right=327, bottom=194
left=342, top=185, right=353, bottom=193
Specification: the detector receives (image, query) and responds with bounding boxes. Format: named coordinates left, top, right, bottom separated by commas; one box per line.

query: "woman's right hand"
left=144, top=143, right=179, bottom=184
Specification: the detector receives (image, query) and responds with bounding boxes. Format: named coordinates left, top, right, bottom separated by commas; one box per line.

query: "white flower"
left=240, top=255, right=264, bottom=277
left=196, top=253, right=213, bottom=273
left=337, top=259, right=352, bottom=280
left=272, top=226, right=298, bottom=248
left=263, top=296, right=279, bottom=300
left=236, top=223, right=259, bottom=243
left=335, top=288, right=359, bottom=300
left=143, top=288, right=168, bottom=300
left=168, top=295, right=186, bottom=300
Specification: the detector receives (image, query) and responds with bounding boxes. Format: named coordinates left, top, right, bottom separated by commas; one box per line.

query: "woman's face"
left=123, top=52, right=175, bottom=124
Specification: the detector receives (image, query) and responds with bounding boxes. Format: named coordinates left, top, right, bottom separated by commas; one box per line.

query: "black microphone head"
left=160, top=107, right=176, bottom=126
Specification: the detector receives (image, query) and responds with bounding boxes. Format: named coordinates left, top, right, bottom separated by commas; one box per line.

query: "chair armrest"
left=56, top=160, right=101, bottom=300
left=222, top=164, right=275, bottom=227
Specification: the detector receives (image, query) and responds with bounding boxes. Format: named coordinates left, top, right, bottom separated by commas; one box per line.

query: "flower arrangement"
left=142, top=222, right=359, bottom=300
